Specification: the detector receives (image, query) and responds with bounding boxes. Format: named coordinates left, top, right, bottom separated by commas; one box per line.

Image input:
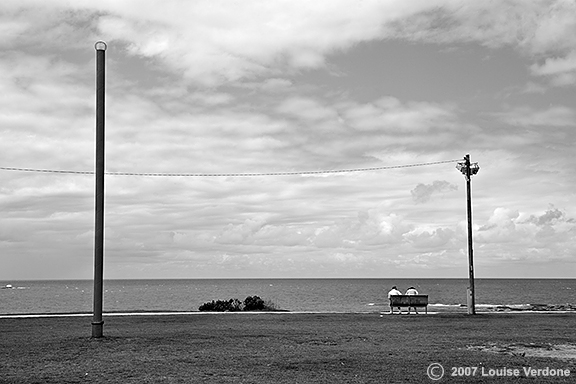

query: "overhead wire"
left=0, top=159, right=462, bottom=177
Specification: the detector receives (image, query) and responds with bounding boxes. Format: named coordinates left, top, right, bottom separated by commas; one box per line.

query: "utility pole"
left=457, top=154, right=479, bottom=315
left=92, top=41, right=107, bottom=338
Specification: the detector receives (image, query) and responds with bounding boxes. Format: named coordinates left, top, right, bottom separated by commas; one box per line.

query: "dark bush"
left=198, top=296, right=280, bottom=312
left=198, top=298, right=242, bottom=312
left=243, top=295, right=265, bottom=311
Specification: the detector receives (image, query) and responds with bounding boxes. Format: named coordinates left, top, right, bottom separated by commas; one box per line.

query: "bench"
left=389, top=295, right=428, bottom=314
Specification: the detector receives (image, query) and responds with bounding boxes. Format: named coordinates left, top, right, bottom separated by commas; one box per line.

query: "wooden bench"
left=389, top=295, right=428, bottom=314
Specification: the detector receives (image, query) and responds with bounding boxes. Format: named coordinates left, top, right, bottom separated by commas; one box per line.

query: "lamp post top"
left=95, top=41, right=107, bottom=51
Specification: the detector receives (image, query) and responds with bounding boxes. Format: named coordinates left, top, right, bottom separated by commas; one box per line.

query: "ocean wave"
left=1, top=284, right=28, bottom=290
left=477, top=304, right=530, bottom=308
left=428, top=303, right=575, bottom=312
left=428, top=303, right=464, bottom=307
left=490, top=304, right=576, bottom=312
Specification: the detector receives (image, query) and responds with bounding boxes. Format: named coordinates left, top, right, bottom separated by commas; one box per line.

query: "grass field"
left=1, top=313, right=575, bottom=383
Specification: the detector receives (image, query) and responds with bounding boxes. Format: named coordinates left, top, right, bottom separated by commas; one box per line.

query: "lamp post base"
left=466, top=288, right=475, bottom=315
left=91, top=321, right=104, bottom=338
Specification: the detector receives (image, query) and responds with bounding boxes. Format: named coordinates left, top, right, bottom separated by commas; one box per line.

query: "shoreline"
left=1, top=309, right=575, bottom=319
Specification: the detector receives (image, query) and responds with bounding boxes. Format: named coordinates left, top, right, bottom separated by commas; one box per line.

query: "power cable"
left=0, top=159, right=461, bottom=177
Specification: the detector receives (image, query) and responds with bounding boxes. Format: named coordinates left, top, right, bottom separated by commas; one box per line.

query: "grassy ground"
left=1, top=313, right=575, bottom=383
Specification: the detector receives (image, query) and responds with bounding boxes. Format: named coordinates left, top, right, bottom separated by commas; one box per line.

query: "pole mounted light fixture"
left=456, top=154, right=479, bottom=315
left=456, top=157, right=479, bottom=179
left=92, top=41, right=106, bottom=338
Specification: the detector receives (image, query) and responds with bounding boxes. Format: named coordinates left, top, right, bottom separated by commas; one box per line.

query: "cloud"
left=0, top=3, right=99, bottom=50
left=411, top=180, right=458, bottom=204
left=494, top=106, right=576, bottom=127
left=1, top=0, right=576, bottom=279
left=214, top=216, right=313, bottom=247
left=476, top=207, right=576, bottom=263
left=386, top=1, right=576, bottom=53
left=0, top=56, right=96, bottom=193
left=522, top=205, right=572, bottom=226
left=478, top=208, right=520, bottom=242
left=276, top=97, right=340, bottom=122
left=4, top=0, right=575, bottom=88
left=259, top=78, right=294, bottom=93
left=384, top=0, right=576, bottom=88
left=272, top=95, right=464, bottom=158
left=87, top=0, right=427, bottom=86
left=531, top=52, right=576, bottom=76
left=531, top=51, right=576, bottom=86
left=341, top=97, right=458, bottom=134
left=403, top=227, right=456, bottom=249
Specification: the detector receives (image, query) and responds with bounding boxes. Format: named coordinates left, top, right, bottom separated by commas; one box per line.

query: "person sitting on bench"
left=387, top=286, right=402, bottom=314
left=405, top=286, right=419, bottom=314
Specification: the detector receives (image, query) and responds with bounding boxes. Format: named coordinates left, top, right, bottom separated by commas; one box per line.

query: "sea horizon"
left=3, top=277, right=575, bottom=282
left=1, top=278, right=574, bottom=316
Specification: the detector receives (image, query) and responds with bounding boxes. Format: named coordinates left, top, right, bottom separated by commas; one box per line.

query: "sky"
left=1, top=0, right=575, bottom=280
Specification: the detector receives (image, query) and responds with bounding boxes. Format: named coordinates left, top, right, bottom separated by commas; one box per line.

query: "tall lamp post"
left=456, top=154, right=479, bottom=315
left=92, top=41, right=107, bottom=338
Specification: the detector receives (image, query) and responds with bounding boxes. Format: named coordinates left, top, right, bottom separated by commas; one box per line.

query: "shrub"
left=198, top=298, right=242, bottom=312
left=243, top=295, right=265, bottom=311
left=198, top=296, right=280, bottom=312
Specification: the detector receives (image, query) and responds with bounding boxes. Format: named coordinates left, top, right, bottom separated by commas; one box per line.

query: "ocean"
left=0, top=279, right=574, bottom=316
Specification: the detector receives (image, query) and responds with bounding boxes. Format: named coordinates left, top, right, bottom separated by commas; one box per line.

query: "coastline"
left=1, top=309, right=574, bottom=319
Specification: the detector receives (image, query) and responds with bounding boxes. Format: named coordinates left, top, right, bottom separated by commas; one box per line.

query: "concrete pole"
left=92, top=41, right=107, bottom=338
left=465, top=154, right=476, bottom=315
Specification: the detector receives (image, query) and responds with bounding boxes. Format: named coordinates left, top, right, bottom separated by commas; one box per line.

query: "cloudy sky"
left=1, top=0, right=575, bottom=280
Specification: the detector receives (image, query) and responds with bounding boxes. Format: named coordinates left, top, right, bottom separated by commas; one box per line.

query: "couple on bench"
left=387, top=286, right=428, bottom=314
